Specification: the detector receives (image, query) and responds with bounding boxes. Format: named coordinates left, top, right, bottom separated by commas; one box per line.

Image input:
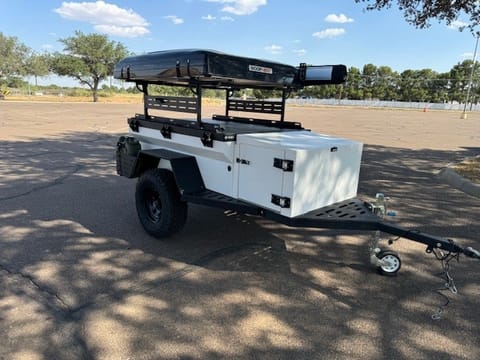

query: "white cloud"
left=221, top=16, right=235, bottom=21
left=448, top=20, right=469, bottom=30
left=207, top=0, right=267, bottom=15
left=292, top=49, right=306, bottom=56
left=55, top=1, right=148, bottom=26
left=265, top=44, right=282, bottom=54
left=325, top=13, right=354, bottom=24
left=202, top=14, right=216, bottom=21
left=462, top=52, right=474, bottom=58
left=94, top=24, right=150, bottom=37
left=41, top=44, right=54, bottom=50
left=54, top=1, right=149, bottom=37
left=313, top=28, right=346, bottom=39
left=164, top=15, right=184, bottom=24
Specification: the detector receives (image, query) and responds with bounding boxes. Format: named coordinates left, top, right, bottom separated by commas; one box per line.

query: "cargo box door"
left=237, top=144, right=285, bottom=212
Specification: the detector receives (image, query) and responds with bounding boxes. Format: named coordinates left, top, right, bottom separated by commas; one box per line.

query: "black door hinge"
left=201, top=132, right=213, bottom=147
left=129, top=119, right=140, bottom=132
left=271, top=194, right=290, bottom=208
left=161, top=125, right=172, bottom=139
left=273, top=158, right=294, bottom=172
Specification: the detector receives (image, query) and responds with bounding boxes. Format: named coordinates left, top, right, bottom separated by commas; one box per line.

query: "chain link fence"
left=287, top=98, right=480, bottom=111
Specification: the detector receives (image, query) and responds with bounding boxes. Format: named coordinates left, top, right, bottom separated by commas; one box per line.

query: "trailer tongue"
left=113, top=49, right=479, bottom=282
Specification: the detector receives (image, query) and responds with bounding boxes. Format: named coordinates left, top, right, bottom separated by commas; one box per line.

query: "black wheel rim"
left=146, top=190, right=162, bottom=223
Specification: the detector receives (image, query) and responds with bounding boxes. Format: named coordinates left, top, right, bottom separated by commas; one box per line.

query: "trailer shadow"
left=0, top=132, right=479, bottom=360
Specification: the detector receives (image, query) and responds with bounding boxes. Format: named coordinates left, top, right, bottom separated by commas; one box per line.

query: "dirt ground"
left=0, top=101, right=479, bottom=360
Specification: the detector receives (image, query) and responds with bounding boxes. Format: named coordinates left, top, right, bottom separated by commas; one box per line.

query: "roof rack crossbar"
left=145, top=95, right=198, bottom=114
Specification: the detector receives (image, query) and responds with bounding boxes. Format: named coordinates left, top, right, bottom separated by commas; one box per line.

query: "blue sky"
left=0, top=0, right=477, bottom=86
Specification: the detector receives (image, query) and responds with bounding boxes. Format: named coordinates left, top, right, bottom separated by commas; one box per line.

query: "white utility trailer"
left=114, top=49, right=479, bottom=277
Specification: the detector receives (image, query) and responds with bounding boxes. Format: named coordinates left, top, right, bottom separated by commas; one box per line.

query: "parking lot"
left=0, top=101, right=479, bottom=360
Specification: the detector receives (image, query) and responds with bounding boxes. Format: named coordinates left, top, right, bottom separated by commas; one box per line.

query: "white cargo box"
left=235, top=131, right=363, bottom=217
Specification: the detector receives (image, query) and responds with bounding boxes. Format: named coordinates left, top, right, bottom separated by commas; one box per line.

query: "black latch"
left=175, top=60, right=181, bottom=77
left=236, top=158, right=250, bottom=165
left=129, top=119, right=139, bottom=132
left=161, top=125, right=172, bottom=139
left=271, top=194, right=291, bottom=208
left=201, top=132, right=213, bottom=147
left=273, top=158, right=294, bottom=172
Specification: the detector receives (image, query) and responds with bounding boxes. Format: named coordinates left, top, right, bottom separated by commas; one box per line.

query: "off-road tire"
left=135, top=168, right=188, bottom=238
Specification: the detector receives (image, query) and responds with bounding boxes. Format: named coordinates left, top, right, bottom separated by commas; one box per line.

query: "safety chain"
left=430, top=246, right=460, bottom=320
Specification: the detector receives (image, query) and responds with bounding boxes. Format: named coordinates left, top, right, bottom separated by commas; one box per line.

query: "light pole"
left=461, top=33, right=479, bottom=119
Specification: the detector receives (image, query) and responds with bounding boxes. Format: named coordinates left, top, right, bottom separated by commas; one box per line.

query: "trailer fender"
left=135, top=149, right=205, bottom=195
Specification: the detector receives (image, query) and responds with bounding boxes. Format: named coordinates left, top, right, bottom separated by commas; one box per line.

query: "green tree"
left=51, top=31, right=128, bottom=102
left=435, top=72, right=451, bottom=103
left=26, top=52, right=51, bottom=86
left=0, top=32, right=30, bottom=82
left=252, top=89, right=282, bottom=99
left=416, top=68, right=443, bottom=103
left=375, top=66, right=399, bottom=100
left=448, top=60, right=480, bottom=103
left=344, top=66, right=364, bottom=100
left=5, top=77, right=28, bottom=88
left=361, top=64, right=377, bottom=99
left=355, top=0, right=480, bottom=33
left=398, top=70, right=428, bottom=102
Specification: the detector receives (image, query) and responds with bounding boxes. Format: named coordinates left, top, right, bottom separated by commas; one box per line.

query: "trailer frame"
left=114, top=49, right=480, bottom=277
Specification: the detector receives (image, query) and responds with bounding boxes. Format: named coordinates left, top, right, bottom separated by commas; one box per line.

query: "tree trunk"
left=92, top=78, right=99, bottom=102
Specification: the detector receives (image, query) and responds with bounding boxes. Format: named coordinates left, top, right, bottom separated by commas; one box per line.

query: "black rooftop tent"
left=113, top=49, right=347, bottom=89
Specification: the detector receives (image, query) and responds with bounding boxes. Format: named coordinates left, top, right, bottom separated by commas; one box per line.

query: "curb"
left=437, top=167, right=480, bottom=198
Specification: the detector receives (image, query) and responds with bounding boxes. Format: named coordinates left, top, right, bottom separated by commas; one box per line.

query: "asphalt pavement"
left=0, top=102, right=479, bottom=360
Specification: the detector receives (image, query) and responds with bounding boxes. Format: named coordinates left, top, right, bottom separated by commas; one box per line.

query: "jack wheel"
left=377, top=250, right=401, bottom=276
left=136, top=168, right=188, bottom=238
